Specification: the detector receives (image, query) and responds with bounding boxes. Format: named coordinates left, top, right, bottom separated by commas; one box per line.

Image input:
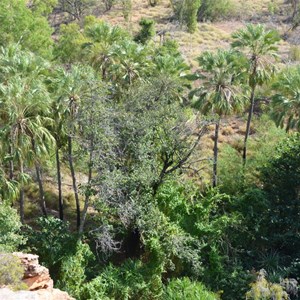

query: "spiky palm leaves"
left=272, top=66, right=300, bottom=132
left=231, top=24, right=280, bottom=165
left=190, top=50, right=245, bottom=187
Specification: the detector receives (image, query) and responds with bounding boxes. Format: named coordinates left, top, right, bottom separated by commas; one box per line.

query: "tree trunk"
left=68, top=135, right=80, bottom=229
left=213, top=119, right=220, bottom=188
left=9, top=144, right=14, bottom=180
left=31, top=139, right=47, bottom=217
left=19, top=160, right=24, bottom=224
left=243, top=85, right=256, bottom=166
left=56, top=147, right=64, bottom=220
left=79, top=138, right=93, bottom=234
left=35, top=163, right=48, bottom=217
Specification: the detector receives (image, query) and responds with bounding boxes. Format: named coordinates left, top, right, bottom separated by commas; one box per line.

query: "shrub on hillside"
left=0, top=253, right=27, bottom=290
left=198, top=0, right=235, bottom=22
left=163, top=277, right=219, bottom=300
left=0, top=203, right=25, bottom=252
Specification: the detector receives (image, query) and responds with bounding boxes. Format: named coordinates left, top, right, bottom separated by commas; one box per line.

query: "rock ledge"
left=0, top=252, right=75, bottom=300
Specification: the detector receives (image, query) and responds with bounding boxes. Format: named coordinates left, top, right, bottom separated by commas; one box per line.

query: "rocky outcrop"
left=0, top=287, right=74, bottom=300
left=13, top=252, right=53, bottom=291
left=0, top=252, right=75, bottom=300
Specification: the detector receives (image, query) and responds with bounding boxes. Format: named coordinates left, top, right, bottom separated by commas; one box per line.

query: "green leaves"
left=190, top=49, right=246, bottom=117
left=231, top=24, right=280, bottom=87
left=0, top=0, right=53, bottom=58
left=271, top=66, right=300, bottom=132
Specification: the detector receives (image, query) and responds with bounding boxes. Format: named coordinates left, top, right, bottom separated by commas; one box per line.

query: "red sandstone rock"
left=0, top=253, right=75, bottom=300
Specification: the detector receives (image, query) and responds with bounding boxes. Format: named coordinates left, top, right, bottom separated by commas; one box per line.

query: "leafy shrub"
left=0, top=253, right=27, bottom=290
left=134, top=18, right=155, bottom=44
left=198, top=0, right=235, bottom=22
left=260, top=134, right=300, bottom=255
left=0, top=203, right=25, bottom=252
left=81, top=259, right=163, bottom=300
left=25, top=216, right=77, bottom=276
left=170, top=0, right=201, bottom=33
left=163, top=277, right=219, bottom=300
left=57, top=241, right=94, bottom=299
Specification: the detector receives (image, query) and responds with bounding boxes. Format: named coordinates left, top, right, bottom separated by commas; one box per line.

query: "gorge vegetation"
left=1, top=0, right=300, bottom=299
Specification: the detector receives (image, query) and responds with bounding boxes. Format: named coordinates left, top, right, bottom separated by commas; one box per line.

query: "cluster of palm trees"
left=0, top=21, right=299, bottom=229
left=190, top=24, right=299, bottom=187
left=0, top=45, right=98, bottom=229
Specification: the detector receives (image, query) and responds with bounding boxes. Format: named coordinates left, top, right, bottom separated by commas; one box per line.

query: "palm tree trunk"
left=213, top=119, right=220, bottom=188
left=9, top=144, right=14, bottom=180
left=79, top=137, right=94, bottom=234
left=35, top=164, right=48, bottom=217
left=243, top=85, right=256, bottom=166
left=68, top=135, right=80, bottom=229
left=19, top=159, right=24, bottom=224
left=31, top=139, right=47, bottom=217
left=56, top=147, right=64, bottom=220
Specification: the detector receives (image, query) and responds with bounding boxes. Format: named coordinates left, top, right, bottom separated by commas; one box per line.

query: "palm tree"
left=0, top=76, right=54, bottom=222
left=190, top=50, right=245, bottom=187
left=83, top=21, right=128, bottom=80
left=0, top=46, right=54, bottom=222
left=50, top=65, right=96, bottom=229
left=109, top=40, right=152, bottom=88
left=231, top=24, right=280, bottom=165
left=271, top=66, right=300, bottom=132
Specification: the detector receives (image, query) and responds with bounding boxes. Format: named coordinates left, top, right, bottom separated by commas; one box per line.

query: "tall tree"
left=189, top=50, right=244, bottom=187
left=0, top=76, right=54, bottom=222
left=231, top=24, right=280, bottom=165
left=51, top=65, right=97, bottom=229
left=0, top=46, right=54, bottom=222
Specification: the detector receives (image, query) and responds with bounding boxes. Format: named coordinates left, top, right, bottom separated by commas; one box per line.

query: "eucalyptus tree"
left=189, top=50, right=245, bottom=187
left=0, top=45, right=54, bottom=222
left=231, top=24, right=280, bottom=165
left=271, top=66, right=300, bottom=132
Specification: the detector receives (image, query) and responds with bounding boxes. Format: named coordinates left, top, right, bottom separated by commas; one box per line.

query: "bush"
left=81, top=259, right=163, bottom=300
left=134, top=18, right=155, bottom=44
left=198, top=0, right=235, bottom=22
left=0, top=203, right=25, bottom=252
left=170, top=0, right=201, bottom=33
left=260, top=134, right=300, bottom=255
left=57, top=241, right=94, bottom=299
left=25, top=216, right=77, bottom=277
left=163, top=277, right=219, bottom=300
left=0, top=253, right=27, bottom=290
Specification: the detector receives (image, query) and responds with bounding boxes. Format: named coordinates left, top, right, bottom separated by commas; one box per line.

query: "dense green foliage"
left=0, top=204, right=25, bottom=252
left=1, top=1, right=300, bottom=299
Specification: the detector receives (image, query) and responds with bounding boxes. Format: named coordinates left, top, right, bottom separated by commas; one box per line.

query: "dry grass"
left=96, top=0, right=286, bottom=65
